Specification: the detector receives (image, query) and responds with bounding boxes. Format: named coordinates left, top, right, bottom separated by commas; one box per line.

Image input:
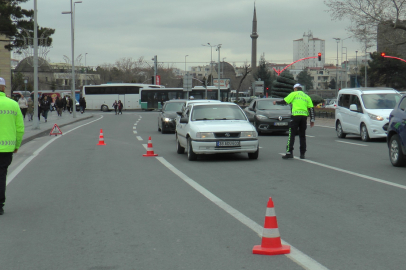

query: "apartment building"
left=293, top=31, right=325, bottom=69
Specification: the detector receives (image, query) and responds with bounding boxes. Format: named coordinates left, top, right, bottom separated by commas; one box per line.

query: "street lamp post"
left=355, top=51, right=358, bottom=87
left=222, top=57, right=226, bottom=78
left=333, top=38, right=340, bottom=95
left=62, top=0, right=82, bottom=118
left=342, top=47, right=348, bottom=88
left=202, top=43, right=217, bottom=86
left=216, top=44, right=222, bottom=101
left=32, top=0, right=39, bottom=129
left=185, top=55, right=189, bottom=99
left=85, top=52, right=88, bottom=85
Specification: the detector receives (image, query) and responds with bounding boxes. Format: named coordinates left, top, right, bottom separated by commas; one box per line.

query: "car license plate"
left=217, top=141, right=240, bottom=147
left=274, top=122, right=288, bottom=126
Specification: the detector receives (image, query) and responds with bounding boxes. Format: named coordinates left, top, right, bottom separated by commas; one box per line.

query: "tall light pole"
left=355, top=51, right=358, bottom=88
left=185, top=55, right=189, bottom=99
left=343, top=47, right=348, bottom=88
left=85, top=52, right=88, bottom=85
left=202, top=43, right=217, bottom=86
left=216, top=44, right=222, bottom=101
left=32, top=0, right=39, bottom=129
left=333, top=38, right=340, bottom=95
left=62, top=0, right=82, bottom=118
left=222, top=57, right=226, bottom=78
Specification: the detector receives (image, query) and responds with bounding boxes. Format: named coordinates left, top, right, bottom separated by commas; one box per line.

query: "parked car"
left=335, top=88, right=402, bottom=141
left=175, top=102, right=259, bottom=160
left=158, top=99, right=187, bottom=133
left=386, top=95, right=406, bottom=167
left=243, top=98, right=292, bottom=134
left=325, top=99, right=337, bottom=109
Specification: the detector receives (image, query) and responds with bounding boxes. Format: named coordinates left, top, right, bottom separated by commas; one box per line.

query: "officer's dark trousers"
left=0, top=153, right=13, bottom=208
left=286, top=115, right=307, bottom=154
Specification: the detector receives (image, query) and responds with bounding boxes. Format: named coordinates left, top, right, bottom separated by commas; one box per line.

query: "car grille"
left=268, top=115, right=291, bottom=120
left=214, top=132, right=241, bottom=138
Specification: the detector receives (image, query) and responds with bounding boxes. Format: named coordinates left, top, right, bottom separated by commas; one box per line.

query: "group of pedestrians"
left=113, top=100, right=123, bottom=115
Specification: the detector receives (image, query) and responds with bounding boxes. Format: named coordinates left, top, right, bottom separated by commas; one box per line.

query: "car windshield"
left=164, top=102, right=184, bottom=112
left=257, top=100, right=289, bottom=110
left=191, top=105, right=247, bottom=121
left=361, top=94, right=401, bottom=109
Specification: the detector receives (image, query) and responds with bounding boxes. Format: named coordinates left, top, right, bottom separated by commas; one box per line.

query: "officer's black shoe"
left=300, top=153, right=305, bottom=159
left=282, top=152, right=293, bottom=159
left=0, top=208, right=4, bottom=215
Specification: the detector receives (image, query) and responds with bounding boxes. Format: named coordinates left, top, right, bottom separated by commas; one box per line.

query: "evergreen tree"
left=296, top=69, right=313, bottom=90
left=272, top=70, right=296, bottom=98
left=254, top=54, right=273, bottom=95
left=328, top=78, right=336, bottom=90
left=0, top=0, right=55, bottom=51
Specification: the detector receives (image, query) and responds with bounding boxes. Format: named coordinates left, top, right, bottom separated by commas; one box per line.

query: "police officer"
left=0, top=77, right=25, bottom=215
left=273, top=83, right=315, bottom=159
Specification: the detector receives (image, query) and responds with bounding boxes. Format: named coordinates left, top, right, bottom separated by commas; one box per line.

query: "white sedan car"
left=176, top=102, right=259, bottom=160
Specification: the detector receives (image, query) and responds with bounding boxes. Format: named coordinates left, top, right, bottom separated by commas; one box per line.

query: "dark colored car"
left=158, top=100, right=186, bottom=133
left=243, top=98, right=292, bottom=134
left=386, top=94, right=406, bottom=167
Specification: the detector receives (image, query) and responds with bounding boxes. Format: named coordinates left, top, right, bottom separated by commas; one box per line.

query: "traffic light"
left=318, top=53, right=322, bottom=61
left=381, top=52, right=386, bottom=58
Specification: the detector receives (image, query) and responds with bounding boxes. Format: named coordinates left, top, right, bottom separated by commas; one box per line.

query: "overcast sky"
left=16, top=0, right=372, bottom=71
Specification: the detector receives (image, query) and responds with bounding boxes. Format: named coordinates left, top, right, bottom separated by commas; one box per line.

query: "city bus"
left=229, top=90, right=250, bottom=102
left=82, top=83, right=164, bottom=111
left=140, top=86, right=231, bottom=110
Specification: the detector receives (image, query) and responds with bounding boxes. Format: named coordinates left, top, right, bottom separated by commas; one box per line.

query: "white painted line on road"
left=134, top=123, right=137, bottom=126
left=306, top=135, right=315, bottom=138
left=133, top=126, right=137, bottom=129
left=278, top=153, right=406, bottom=191
left=336, top=140, right=367, bottom=147
left=315, top=125, right=335, bottom=129
left=8, top=115, right=104, bottom=186
left=156, top=156, right=329, bottom=270
left=136, top=136, right=143, bottom=141
left=133, top=131, right=137, bottom=134
left=142, top=144, right=147, bottom=150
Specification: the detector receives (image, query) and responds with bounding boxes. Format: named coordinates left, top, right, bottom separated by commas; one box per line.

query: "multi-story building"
left=0, top=34, right=12, bottom=96
left=293, top=31, right=325, bottom=69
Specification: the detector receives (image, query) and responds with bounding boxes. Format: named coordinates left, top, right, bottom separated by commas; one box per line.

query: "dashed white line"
left=136, top=136, right=143, bottom=141
left=133, top=131, right=137, bottom=134
left=336, top=140, right=367, bottom=147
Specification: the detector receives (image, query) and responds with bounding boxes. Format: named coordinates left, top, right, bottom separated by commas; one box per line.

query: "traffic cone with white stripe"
left=252, top=197, right=290, bottom=255
left=143, top=136, right=158, bottom=156
left=97, top=129, right=106, bottom=145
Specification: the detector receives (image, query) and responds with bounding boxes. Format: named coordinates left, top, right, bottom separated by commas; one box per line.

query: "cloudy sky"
left=16, top=0, right=372, bottom=71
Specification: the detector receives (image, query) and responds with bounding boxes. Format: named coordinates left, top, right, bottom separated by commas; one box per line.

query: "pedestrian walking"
left=113, top=100, right=118, bottom=114
left=67, top=96, right=73, bottom=114
left=273, top=84, right=315, bottom=159
left=118, top=100, right=123, bottom=114
left=37, top=97, right=42, bottom=121
left=40, top=95, right=50, bottom=122
left=79, top=96, right=86, bottom=114
left=18, top=95, right=28, bottom=120
left=55, top=96, right=64, bottom=117
left=62, top=96, right=67, bottom=112
left=27, top=97, right=34, bottom=121
left=0, top=77, right=25, bottom=215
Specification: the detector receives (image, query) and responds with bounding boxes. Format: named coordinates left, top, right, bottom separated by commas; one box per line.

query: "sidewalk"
left=22, top=109, right=94, bottom=144
left=314, top=116, right=335, bottom=127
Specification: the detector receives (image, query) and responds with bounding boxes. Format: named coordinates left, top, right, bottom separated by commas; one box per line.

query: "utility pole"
left=216, top=44, right=222, bottom=101
left=153, top=55, right=157, bottom=85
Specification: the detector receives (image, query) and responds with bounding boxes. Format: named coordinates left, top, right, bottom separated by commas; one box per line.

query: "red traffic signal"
left=381, top=52, right=386, bottom=57
left=318, top=53, right=322, bottom=61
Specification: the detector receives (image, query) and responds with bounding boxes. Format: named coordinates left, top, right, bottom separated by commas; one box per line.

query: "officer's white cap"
left=190, top=96, right=194, bottom=99
left=293, top=83, right=302, bottom=89
left=0, top=77, right=5, bottom=86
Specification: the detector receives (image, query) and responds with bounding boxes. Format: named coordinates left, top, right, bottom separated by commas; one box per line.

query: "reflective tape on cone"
left=97, top=129, right=106, bottom=145
left=143, top=136, right=158, bottom=156
left=252, top=197, right=290, bottom=255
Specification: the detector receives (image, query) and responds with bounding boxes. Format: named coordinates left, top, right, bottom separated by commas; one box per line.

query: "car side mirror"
left=180, top=117, right=189, bottom=124
left=248, top=107, right=253, bottom=111
left=349, top=104, right=358, bottom=112
left=176, top=111, right=182, bottom=116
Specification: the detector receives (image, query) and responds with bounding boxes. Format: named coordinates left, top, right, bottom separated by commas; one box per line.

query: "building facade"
left=293, top=31, right=325, bottom=69
left=0, top=34, right=12, bottom=96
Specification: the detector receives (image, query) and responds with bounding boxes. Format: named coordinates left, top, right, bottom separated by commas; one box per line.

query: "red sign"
left=156, top=75, right=161, bottom=85
left=50, top=124, right=62, bottom=136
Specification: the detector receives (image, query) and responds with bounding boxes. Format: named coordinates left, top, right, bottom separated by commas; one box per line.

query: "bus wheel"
left=101, top=105, right=108, bottom=112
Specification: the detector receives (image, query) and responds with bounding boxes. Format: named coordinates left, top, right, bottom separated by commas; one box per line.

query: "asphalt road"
left=1, top=111, right=405, bottom=270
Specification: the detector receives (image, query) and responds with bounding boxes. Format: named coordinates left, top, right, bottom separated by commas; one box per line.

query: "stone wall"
left=0, top=34, right=11, bottom=96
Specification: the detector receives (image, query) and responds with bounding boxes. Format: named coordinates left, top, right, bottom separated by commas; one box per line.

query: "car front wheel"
left=248, top=147, right=259, bottom=159
left=187, top=137, right=197, bottom=161
left=389, top=134, right=406, bottom=167
left=336, top=120, right=346, bottom=138
left=360, top=123, right=370, bottom=142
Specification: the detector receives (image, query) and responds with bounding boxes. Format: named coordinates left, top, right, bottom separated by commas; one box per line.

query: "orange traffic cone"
left=143, top=136, right=158, bottom=156
left=252, top=197, right=290, bottom=255
left=97, top=129, right=106, bottom=145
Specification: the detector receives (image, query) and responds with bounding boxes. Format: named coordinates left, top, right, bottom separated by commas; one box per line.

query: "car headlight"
left=196, top=132, right=215, bottom=139
left=240, top=131, right=257, bottom=138
left=256, top=115, right=268, bottom=119
left=164, top=117, right=173, bottom=122
left=368, top=113, right=384, bottom=121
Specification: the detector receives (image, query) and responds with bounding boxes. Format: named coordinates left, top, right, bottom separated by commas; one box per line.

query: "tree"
left=324, top=0, right=406, bottom=46
left=11, top=71, right=24, bottom=91
left=309, top=94, right=324, bottom=105
left=296, top=69, right=313, bottom=90
left=254, top=54, right=273, bottom=95
left=328, top=78, right=336, bottom=90
left=0, top=0, right=55, bottom=51
left=364, top=51, right=406, bottom=88
left=236, top=64, right=251, bottom=98
left=272, top=70, right=296, bottom=98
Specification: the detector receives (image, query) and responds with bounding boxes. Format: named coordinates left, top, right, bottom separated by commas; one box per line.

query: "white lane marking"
left=156, top=157, right=329, bottom=270
left=336, top=140, right=367, bottom=147
left=278, top=153, right=406, bottom=190
left=142, top=144, right=147, bottom=150
left=136, top=136, right=143, bottom=141
left=315, top=125, right=335, bottom=129
left=8, top=116, right=104, bottom=186
left=133, top=126, right=137, bottom=129
left=134, top=123, right=137, bottom=126
left=133, top=131, right=137, bottom=134
left=306, top=135, right=315, bottom=138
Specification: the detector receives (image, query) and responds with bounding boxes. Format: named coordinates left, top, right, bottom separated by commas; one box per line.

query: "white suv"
left=176, top=102, right=259, bottom=160
left=335, top=88, right=402, bottom=141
